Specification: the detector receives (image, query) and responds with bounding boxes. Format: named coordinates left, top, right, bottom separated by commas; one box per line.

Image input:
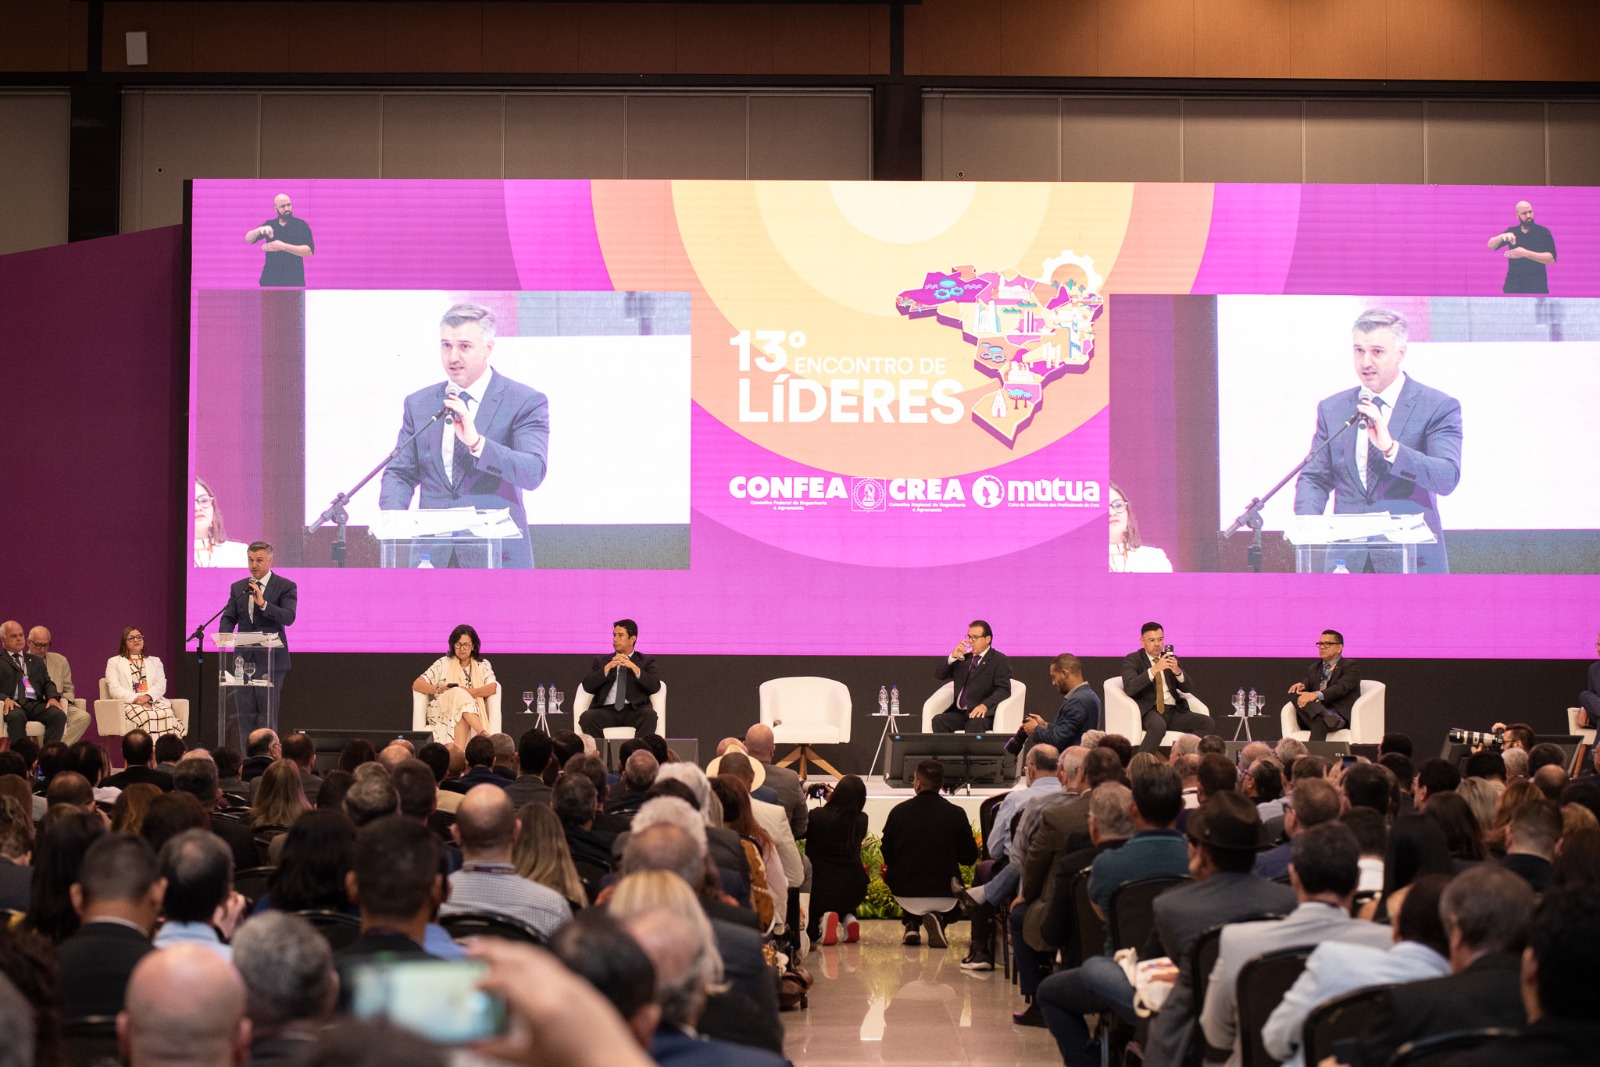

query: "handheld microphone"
left=1354, top=387, right=1376, bottom=429
left=443, top=385, right=463, bottom=425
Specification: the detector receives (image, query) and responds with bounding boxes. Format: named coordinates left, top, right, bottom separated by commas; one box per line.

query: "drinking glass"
left=551, top=690, right=565, bottom=716
left=243, top=660, right=257, bottom=685
left=522, top=690, right=535, bottom=715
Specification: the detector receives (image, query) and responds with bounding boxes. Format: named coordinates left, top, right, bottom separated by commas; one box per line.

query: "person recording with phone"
left=378, top=302, right=550, bottom=569
left=1288, top=629, right=1362, bottom=741
left=931, top=620, right=1012, bottom=733
left=1292, top=308, right=1463, bottom=574
left=1121, top=622, right=1213, bottom=754
left=218, top=541, right=297, bottom=750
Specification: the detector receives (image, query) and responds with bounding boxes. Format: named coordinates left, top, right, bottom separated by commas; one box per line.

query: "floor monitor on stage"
left=884, top=732, right=1014, bottom=789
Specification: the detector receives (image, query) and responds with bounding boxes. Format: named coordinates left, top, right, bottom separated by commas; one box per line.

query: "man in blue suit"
left=219, top=541, right=296, bottom=749
left=379, top=302, right=550, bottom=568
left=1293, top=308, right=1462, bottom=574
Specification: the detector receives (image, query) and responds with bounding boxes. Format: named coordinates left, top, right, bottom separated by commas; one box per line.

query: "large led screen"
left=188, top=180, right=1600, bottom=657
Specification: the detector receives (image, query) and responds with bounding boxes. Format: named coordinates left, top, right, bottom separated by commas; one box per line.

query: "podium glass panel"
left=379, top=535, right=507, bottom=569
left=1294, top=542, right=1422, bottom=574
left=1287, top=514, right=1436, bottom=574
left=371, top=508, right=520, bottom=569
left=212, top=632, right=280, bottom=751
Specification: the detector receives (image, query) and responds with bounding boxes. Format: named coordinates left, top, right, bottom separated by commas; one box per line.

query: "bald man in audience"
left=376, top=742, right=411, bottom=775
left=46, top=770, right=98, bottom=815
left=118, top=943, right=250, bottom=1067
left=743, top=724, right=806, bottom=836
left=442, top=785, right=571, bottom=936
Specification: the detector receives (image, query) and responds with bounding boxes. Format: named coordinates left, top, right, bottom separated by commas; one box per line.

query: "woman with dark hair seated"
left=804, top=774, right=869, bottom=945
left=710, top=775, right=782, bottom=932
left=1425, top=790, right=1488, bottom=865
left=337, top=738, right=377, bottom=774
left=25, top=810, right=107, bottom=942
left=411, top=624, right=498, bottom=747
left=259, top=809, right=357, bottom=915
left=106, top=625, right=180, bottom=736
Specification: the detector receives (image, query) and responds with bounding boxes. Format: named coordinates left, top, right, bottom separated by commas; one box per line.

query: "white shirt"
left=442, top=369, right=493, bottom=483
left=1147, top=651, right=1181, bottom=707
left=1357, top=372, right=1407, bottom=487
left=248, top=570, right=273, bottom=622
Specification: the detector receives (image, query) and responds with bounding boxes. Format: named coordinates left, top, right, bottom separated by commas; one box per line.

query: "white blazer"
left=105, top=655, right=168, bottom=703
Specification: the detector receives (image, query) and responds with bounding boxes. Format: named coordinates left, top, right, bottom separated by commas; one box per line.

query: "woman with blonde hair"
left=1456, top=776, right=1503, bottom=846
left=251, top=761, right=309, bottom=841
left=512, top=802, right=586, bottom=911
left=607, top=870, right=725, bottom=988
left=1485, top=778, right=1540, bottom=856
left=1109, top=482, right=1173, bottom=573
left=109, top=782, right=163, bottom=835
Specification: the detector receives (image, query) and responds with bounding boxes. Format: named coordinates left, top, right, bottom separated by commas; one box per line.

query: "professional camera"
left=1446, top=728, right=1504, bottom=751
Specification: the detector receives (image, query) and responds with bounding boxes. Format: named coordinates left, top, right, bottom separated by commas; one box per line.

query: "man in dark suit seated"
left=240, top=728, right=280, bottom=783
left=58, top=834, right=164, bottom=1018
left=1352, top=864, right=1534, bottom=1067
left=0, top=619, right=68, bottom=745
left=1288, top=629, right=1362, bottom=740
left=1018, top=653, right=1100, bottom=752
left=881, top=759, right=979, bottom=947
left=232, top=911, right=339, bottom=1065
left=442, top=735, right=511, bottom=794
left=932, top=620, right=1011, bottom=733
left=101, top=735, right=175, bottom=793
left=606, top=749, right=658, bottom=821
left=1446, top=888, right=1600, bottom=1067
left=579, top=620, right=663, bottom=741
left=337, top=816, right=443, bottom=989
left=1122, top=621, right=1214, bottom=753
left=1501, top=798, right=1559, bottom=892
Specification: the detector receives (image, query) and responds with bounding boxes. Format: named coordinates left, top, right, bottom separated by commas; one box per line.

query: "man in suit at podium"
left=378, top=302, right=550, bottom=569
left=578, top=619, right=661, bottom=740
left=219, top=542, right=297, bottom=750
left=1121, top=621, right=1213, bottom=754
left=932, top=620, right=1012, bottom=733
left=1288, top=629, right=1362, bottom=741
left=1293, top=308, right=1463, bottom=574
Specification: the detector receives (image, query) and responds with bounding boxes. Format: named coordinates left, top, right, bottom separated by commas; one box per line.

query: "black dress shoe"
left=902, top=927, right=921, bottom=946
left=1012, top=1003, right=1044, bottom=1027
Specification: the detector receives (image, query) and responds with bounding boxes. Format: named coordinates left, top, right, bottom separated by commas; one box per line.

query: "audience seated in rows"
left=441, top=784, right=571, bottom=937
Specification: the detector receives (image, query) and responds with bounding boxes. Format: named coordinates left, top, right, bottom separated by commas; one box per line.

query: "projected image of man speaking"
left=1293, top=308, right=1462, bottom=574
left=378, top=302, right=550, bottom=568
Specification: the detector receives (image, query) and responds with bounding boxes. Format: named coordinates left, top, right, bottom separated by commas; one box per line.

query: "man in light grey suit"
left=1262, top=873, right=1451, bottom=1067
left=1200, top=822, right=1393, bottom=1067
left=1293, top=308, right=1463, bottom=574
left=1140, top=791, right=1298, bottom=1067
left=379, top=302, right=550, bottom=568
left=27, top=626, right=89, bottom=745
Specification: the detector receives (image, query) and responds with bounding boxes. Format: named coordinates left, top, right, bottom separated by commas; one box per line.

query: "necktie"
left=11, top=654, right=24, bottom=701
left=614, top=662, right=628, bottom=711
left=451, top=395, right=476, bottom=488
left=1153, top=656, right=1166, bottom=716
left=1358, top=396, right=1387, bottom=488
left=958, top=654, right=980, bottom=710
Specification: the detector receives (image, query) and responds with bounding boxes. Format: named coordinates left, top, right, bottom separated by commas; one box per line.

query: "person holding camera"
left=411, top=624, right=498, bottom=746
left=1121, top=622, right=1212, bottom=753
left=1288, top=629, right=1362, bottom=741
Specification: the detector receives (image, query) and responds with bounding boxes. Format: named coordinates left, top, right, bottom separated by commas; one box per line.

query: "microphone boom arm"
left=1221, top=410, right=1365, bottom=572
left=305, top=407, right=450, bottom=566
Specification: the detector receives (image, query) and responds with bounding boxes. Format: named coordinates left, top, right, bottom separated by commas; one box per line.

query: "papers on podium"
left=1285, top=512, right=1436, bottom=546
left=370, top=507, right=520, bottom=541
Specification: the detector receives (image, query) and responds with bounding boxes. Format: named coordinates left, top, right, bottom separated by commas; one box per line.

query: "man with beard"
left=244, top=193, right=314, bottom=287
left=1487, top=200, right=1557, bottom=294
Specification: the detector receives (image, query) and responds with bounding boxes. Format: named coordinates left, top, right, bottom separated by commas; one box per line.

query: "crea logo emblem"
left=973, top=476, right=1005, bottom=509
left=851, top=479, right=886, bottom=512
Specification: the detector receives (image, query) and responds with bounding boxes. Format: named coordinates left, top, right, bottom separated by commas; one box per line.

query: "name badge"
left=135, top=677, right=148, bottom=694
left=21, top=674, right=37, bottom=699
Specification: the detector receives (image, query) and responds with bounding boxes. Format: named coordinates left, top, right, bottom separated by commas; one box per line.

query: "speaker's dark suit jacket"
left=1121, top=648, right=1195, bottom=717
left=935, top=648, right=1012, bottom=715
left=1299, top=656, right=1363, bottom=722
left=1293, top=376, right=1463, bottom=574
left=1352, top=952, right=1525, bottom=1067
left=219, top=572, right=297, bottom=668
left=580, top=651, right=662, bottom=713
left=58, top=920, right=153, bottom=1018
left=378, top=370, right=550, bottom=568
left=0, top=652, right=60, bottom=709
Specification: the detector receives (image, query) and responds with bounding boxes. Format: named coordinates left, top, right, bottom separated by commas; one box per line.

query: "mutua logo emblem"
left=973, top=476, right=1005, bottom=509
left=851, top=479, right=886, bottom=512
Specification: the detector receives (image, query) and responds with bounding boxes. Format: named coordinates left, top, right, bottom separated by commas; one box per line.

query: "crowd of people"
left=899, top=725, right=1600, bottom=1067
left=0, top=717, right=845, bottom=1067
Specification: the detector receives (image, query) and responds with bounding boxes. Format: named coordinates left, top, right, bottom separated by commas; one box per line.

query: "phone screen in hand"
left=348, top=959, right=507, bottom=1045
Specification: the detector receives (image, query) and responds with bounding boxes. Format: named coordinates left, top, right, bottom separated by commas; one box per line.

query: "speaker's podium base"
left=775, top=745, right=842, bottom=781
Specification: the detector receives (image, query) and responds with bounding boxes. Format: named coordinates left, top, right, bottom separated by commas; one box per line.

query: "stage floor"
left=845, top=775, right=1015, bottom=835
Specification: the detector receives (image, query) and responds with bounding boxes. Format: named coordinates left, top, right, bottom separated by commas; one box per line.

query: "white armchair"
left=23, top=698, right=90, bottom=743
left=411, top=688, right=502, bottom=739
left=1103, top=677, right=1211, bottom=748
left=572, top=681, right=668, bottom=740
left=91, top=679, right=189, bottom=742
left=759, top=676, right=851, bottom=780
left=920, top=679, right=1027, bottom=734
left=1567, top=708, right=1595, bottom=748
left=1279, top=680, right=1385, bottom=745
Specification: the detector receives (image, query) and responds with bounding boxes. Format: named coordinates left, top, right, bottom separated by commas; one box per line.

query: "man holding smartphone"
left=1120, top=622, right=1212, bottom=753
left=1288, top=629, right=1362, bottom=741
left=931, top=620, right=1012, bottom=733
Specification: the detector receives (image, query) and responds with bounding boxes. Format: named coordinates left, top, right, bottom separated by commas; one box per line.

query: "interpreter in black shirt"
left=1487, top=199, right=1556, bottom=294
left=245, top=193, right=315, bottom=287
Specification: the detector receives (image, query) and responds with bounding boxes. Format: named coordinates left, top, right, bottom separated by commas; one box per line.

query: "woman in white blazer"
left=106, top=626, right=180, bottom=735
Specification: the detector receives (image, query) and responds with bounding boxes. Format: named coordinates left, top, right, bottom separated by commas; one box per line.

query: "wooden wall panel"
left=480, top=5, right=582, bottom=74
left=624, top=94, right=747, bottom=178
left=260, top=94, right=382, bottom=178
left=932, top=95, right=1059, bottom=181
left=748, top=94, right=871, bottom=179
left=128, top=93, right=260, bottom=229
left=1386, top=0, right=1482, bottom=81
left=1303, top=99, right=1425, bottom=183
left=69, top=1, right=87, bottom=70
left=190, top=4, right=292, bottom=74
left=1098, top=0, right=1194, bottom=77
left=674, top=5, right=774, bottom=75
left=1480, top=0, right=1588, bottom=83
left=286, top=4, right=389, bottom=73
left=1060, top=98, right=1182, bottom=182
left=1426, top=100, right=1543, bottom=185
left=576, top=3, right=676, bottom=74
left=504, top=94, right=627, bottom=178
left=0, top=92, right=70, bottom=254
left=384, top=2, right=484, bottom=73
left=1195, top=0, right=1293, bottom=79
left=998, top=0, right=1097, bottom=78
left=1548, top=102, right=1600, bottom=186
left=380, top=94, right=503, bottom=177
left=914, top=0, right=1004, bottom=77
left=771, top=5, right=873, bottom=76
left=1182, top=98, right=1303, bottom=182
left=0, top=0, right=73, bottom=72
